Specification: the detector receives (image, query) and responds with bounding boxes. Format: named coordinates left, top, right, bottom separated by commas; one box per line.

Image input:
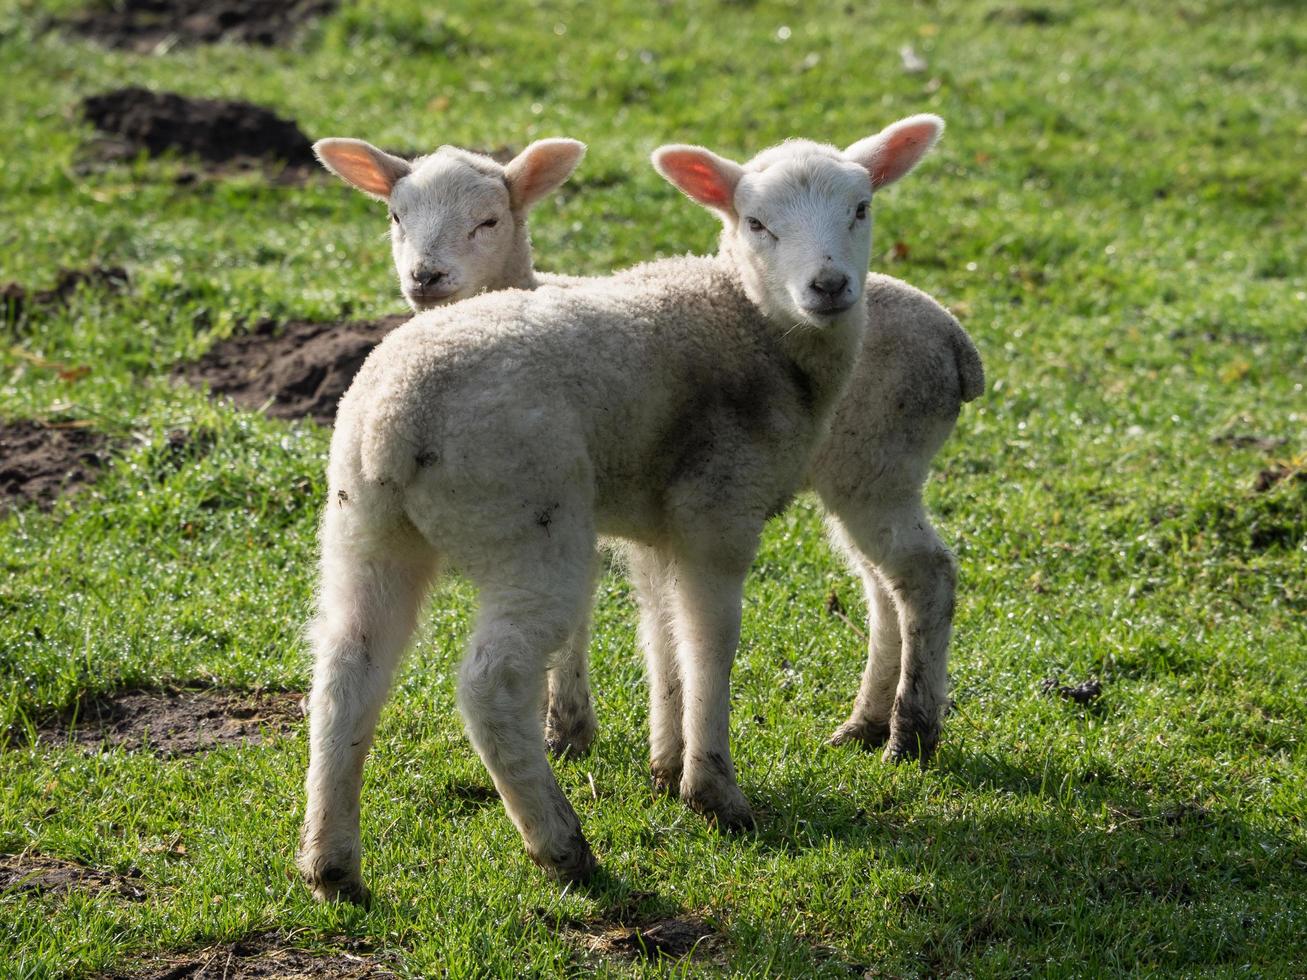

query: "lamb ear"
left=313, top=138, right=412, bottom=201
left=504, top=138, right=587, bottom=211
left=651, top=144, right=745, bottom=217
left=844, top=114, right=944, bottom=190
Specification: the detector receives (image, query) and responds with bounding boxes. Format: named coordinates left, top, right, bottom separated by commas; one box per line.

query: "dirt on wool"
left=2, top=266, right=129, bottom=329
left=176, top=315, right=407, bottom=426
left=0, top=420, right=110, bottom=513
left=0, top=853, right=147, bottom=901
left=30, top=686, right=303, bottom=757
left=80, top=88, right=316, bottom=177
left=62, top=0, right=336, bottom=51
left=105, top=932, right=396, bottom=979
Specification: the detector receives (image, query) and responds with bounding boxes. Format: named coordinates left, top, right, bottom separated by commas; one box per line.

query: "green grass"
left=2, top=0, right=1305, bottom=975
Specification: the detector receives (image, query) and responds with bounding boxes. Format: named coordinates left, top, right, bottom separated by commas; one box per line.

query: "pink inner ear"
left=517, top=155, right=556, bottom=201
left=323, top=145, right=395, bottom=197
left=664, top=152, right=733, bottom=208
left=871, top=124, right=936, bottom=188
left=506, top=141, right=584, bottom=209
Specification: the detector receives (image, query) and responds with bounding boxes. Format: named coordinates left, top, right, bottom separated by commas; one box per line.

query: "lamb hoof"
left=881, top=727, right=939, bottom=767
left=545, top=709, right=597, bottom=760
left=683, top=784, right=756, bottom=833
left=532, top=836, right=598, bottom=884
left=650, top=762, right=683, bottom=797
left=303, top=865, right=371, bottom=906
left=828, top=718, right=891, bottom=750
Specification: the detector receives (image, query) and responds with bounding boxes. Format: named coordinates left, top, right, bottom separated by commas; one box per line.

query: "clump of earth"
left=63, top=0, right=337, bottom=52
left=0, top=420, right=110, bottom=513
left=176, top=315, right=407, bottom=425
left=105, top=931, right=395, bottom=979
left=81, top=87, right=316, bottom=174
left=29, top=686, right=303, bottom=757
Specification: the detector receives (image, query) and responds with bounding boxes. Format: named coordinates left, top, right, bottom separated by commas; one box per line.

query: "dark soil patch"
left=1212, top=432, right=1288, bottom=453
left=2, top=266, right=129, bottom=329
left=1041, top=677, right=1102, bottom=705
left=1253, top=463, right=1304, bottom=493
left=0, top=420, right=110, bottom=513
left=0, top=852, right=147, bottom=901
left=106, top=931, right=395, bottom=979
left=30, top=686, right=302, bottom=757
left=176, top=315, right=406, bottom=425
left=984, top=5, right=1064, bottom=25
left=439, top=781, right=501, bottom=814
left=81, top=88, right=315, bottom=178
left=567, top=916, right=723, bottom=964
left=63, top=0, right=336, bottom=52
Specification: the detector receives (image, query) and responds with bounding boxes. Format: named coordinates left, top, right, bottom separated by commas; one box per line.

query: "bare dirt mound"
left=63, top=0, right=336, bottom=51
left=567, top=916, right=724, bottom=965
left=0, top=853, right=147, bottom=901
left=32, top=687, right=302, bottom=757
left=107, top=932, right=395, bottom=979
left=0, top=420, right=109, bottom=513
left=176, top=315, right=406, bottom=425
left=81, top=88, right=315, bottom=175
left=2, top=266, right=128, bottom=328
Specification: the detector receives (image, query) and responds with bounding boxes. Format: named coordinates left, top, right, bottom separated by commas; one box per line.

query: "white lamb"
left=310, top=137, right=590, bottom=309
left=314, top=129, right=982, bottom=777
left=299, top=115, right=944, bottom=900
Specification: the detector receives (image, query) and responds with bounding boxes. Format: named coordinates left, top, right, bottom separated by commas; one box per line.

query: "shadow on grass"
left=740, top=748, right=1305, bottom=971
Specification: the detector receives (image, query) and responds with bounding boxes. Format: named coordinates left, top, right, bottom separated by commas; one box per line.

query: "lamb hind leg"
left=298, top=534, right=436, bottom=904
left=460, top=574, right=597, bottom=883
left=828, top=503, right=956, bottom=764
left=545, top=553, right=600, bottom=759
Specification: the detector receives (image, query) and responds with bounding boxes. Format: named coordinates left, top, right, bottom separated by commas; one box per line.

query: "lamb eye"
left=480, top=218, right=498, bottom=230
left=389, top=210, right=399, bottom=224
left=746, top=217, right=767, bottom=234
left=855, top=202, right=868, bottom=220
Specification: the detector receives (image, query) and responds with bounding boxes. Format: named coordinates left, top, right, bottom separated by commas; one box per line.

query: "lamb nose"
left=810, top=273, right=849, bottom=297
left=412, top=268, right=446, bottom=287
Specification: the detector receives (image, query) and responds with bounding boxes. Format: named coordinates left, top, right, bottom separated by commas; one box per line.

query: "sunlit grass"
left=1, top=0, right=1304, bottom=975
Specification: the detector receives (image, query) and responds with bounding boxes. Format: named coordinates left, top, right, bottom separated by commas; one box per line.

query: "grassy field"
left=2, top=0, right=1305, bottom=975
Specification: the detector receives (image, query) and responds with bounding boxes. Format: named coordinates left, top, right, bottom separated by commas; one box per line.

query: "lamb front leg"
left=828, top=567, right=901, bottom=750
left=628, top=545, right=685, bottom=794
left=670, top=556, right=754, bottom=831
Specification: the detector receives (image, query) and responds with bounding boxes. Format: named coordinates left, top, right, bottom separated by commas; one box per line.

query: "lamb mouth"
left=406, top=287, right=464, bottom=310
left=802, top=299, right=856, bottom=317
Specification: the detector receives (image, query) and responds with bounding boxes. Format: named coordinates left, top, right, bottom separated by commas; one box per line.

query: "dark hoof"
left=650, top=762, right=683, bottom=798
left=545, top=722, right=596, bottom=760
left=304, top=866, right=371, bottom=906
left=881, top=727, right=939, bottom=767
left=532, top=837, right=598, bottom=884
left=828, top=718, right=891, bottom=750
left=683, top=787, right=756, bottom=833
